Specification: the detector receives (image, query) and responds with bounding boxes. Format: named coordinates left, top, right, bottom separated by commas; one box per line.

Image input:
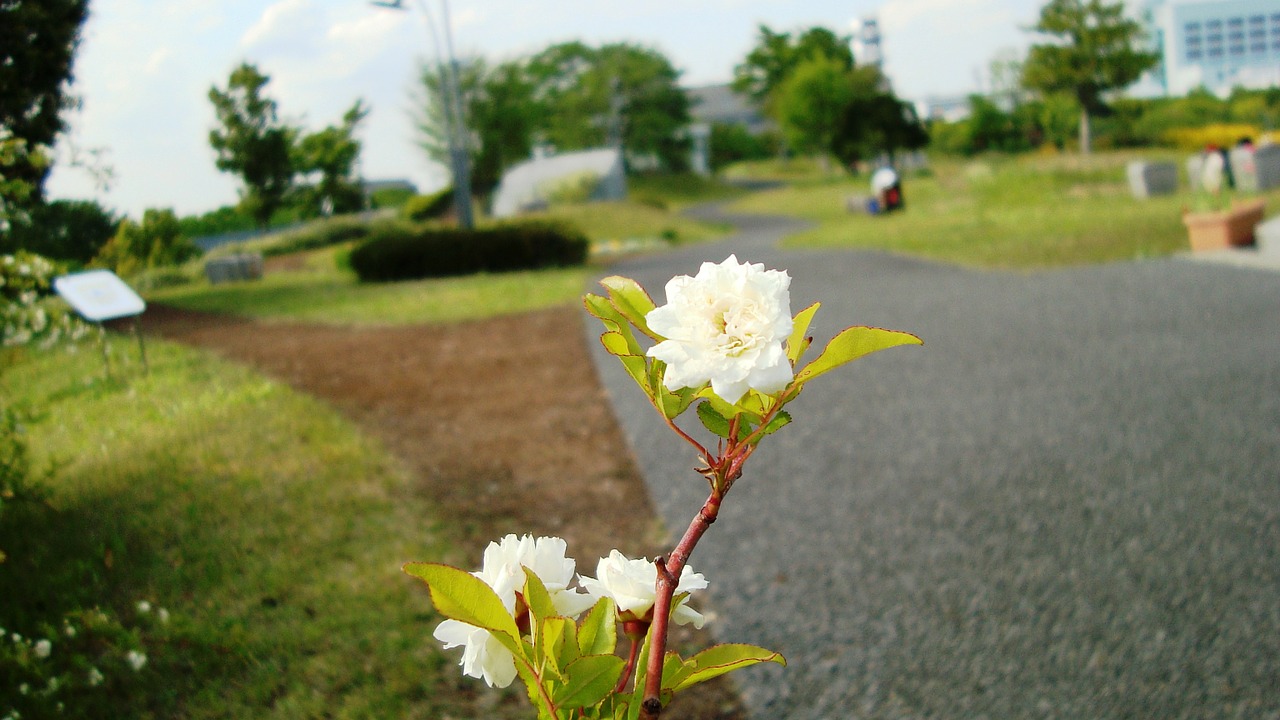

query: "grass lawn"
left=152, top=246, right=591, bottom=325
left=729, top=150, right=1280, bottom=269
left=1, top=338, right=474, bottom=718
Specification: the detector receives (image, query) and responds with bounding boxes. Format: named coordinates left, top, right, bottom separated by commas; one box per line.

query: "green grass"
left=1, top=338, right=484, bottom=718
left=627, top=172, right=752, bottom=210
left=730, top=150, right=1280, bottom=269
left=527, top=198, right=730, bottom=244
left=152, top=245, right=590, bottom=325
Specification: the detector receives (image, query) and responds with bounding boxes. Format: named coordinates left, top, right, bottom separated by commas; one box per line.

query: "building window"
left=1229, top=43, right=1245, bottom=56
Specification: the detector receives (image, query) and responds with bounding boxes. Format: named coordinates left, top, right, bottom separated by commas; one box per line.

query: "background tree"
left=0, top=199, right=119, bottom=265
left=415, top=58, right=539, bottom=198
left=832, top=68, right=929, bottom=166
left=775, top=56, right=854, bottom=162
left=93, top=208, right=199, bottom=277
left=1021, top=0, right=1159, bottom=154
left=0, top=0, right=89, bottom=237
left=0, top=0, right=88, bottom=203
left=209, top=64, right=296, bottom=227
left=527, top=42, right=691, bottom=171
left=293, top=100, right=368, bottom=217
left=732, top=25, right=854, bottom=115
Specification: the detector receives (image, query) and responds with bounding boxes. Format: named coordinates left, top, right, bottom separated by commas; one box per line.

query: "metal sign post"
left=52, top=270, right=148, bottom=379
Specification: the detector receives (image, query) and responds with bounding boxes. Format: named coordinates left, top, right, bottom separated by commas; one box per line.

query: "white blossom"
left=157, top=608, right=170, bottom=624
left=126, top=650, right=147, bottom=672
left=646, top=255, right=794, bottom=405
left=33, top=639, right=50, bottom=658
left=433, top=534, right=593, bottom=688
left=136, top=600, right=152, bottom=614
left=87, top=667, right=104, bottom=687
left=579, top=550, right=709, bottom=629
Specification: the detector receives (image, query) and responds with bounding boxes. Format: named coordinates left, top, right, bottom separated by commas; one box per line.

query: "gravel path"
left=586, top=205, right=1280, bottom=719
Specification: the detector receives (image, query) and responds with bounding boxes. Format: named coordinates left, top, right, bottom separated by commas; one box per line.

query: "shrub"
left=263, top=216, right=372, bottom=257
left=400, top=189, right=453, bottom=222
left=348, top=220, right=589, bottom=282
left=92, top=209, right=200, bottom=278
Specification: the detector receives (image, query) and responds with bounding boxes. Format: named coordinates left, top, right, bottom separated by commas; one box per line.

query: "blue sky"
left=46, top=0, right=1042, bottom=218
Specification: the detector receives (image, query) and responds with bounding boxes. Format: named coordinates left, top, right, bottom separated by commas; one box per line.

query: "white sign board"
left=53, top=270, right=146, bottom=322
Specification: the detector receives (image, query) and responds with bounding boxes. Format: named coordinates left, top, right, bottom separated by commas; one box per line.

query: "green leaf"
left=599, top=276, right=660, bottom=340
left=758, top=411, right=791, bottom=438
left=523, top=567, right=557, bottom=623
left=670, top=644, right=786, bottom=693
left=696, top=401, right=732, bottom=439
left=403, top=562, right=519, bottom=639
left=659, top=651, right=692, bottom=693
left=577, top=597, right=617, bottom=656
left=786, top=302, right=820, bottom=365
left=795, top=327, right=922, bottom=385
left=555, top=654, right=626, bottom=709
left=537, top=616, right=572, bottom=680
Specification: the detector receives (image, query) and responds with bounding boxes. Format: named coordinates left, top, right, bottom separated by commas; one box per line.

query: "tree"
left=0, top=0, right=89, bottom=206
left=1, top=199, right=119, bottom=265
left=527, top=42, right=691, bottom=171
left=93, top=208, right=199, bottom=277
left=209, top=64, right=296, bottom=227
left=776, top=56, right=854, bottom=159
left=732, top=25, right=854, bottom=115
left=414, top=58, right=539, bottom=198
left=1021, top=0, right=1159, bottom=153
left=293, top=100, right=368, bottom=217
left=832, top=68, right=929, bottom=166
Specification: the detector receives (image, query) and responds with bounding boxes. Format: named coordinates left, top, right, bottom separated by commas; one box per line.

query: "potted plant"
left=1182, top=194, right=1266, bottom=252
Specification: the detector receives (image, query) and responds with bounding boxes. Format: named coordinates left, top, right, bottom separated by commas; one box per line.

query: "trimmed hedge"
left=348, top=221, right=590, bottom=282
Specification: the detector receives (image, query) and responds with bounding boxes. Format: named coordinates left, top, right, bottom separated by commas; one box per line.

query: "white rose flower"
left=126, top=650, right=147, bottom=672
left=136, top=601, right=152, bottom=614
left=579, top=550, right=709, bottom=629
left=33, top=639, right=51, bottom=658
left=433, top=619, right=518, bottom=689
left=87, top=667, right=105, bottom=687
left=646, top=255, right=794, bottom=405
left=433, top=534, right=593, bottom=688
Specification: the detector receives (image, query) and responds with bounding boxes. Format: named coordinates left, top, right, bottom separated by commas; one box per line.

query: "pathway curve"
left=586, top=204, right=1280, bottom=719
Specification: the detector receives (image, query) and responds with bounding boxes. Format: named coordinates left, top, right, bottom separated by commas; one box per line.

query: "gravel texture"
left=586, top=205, right=1280, bottom=719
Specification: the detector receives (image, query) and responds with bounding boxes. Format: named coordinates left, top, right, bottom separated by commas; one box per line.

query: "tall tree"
left=208, top=64, right=296, bottom=227
left=732, top=25, right=854, bottom=115
left=294, top=100, right=368, bottom=217
left=0, top=0, right=89, bottom=229
left=414, top=58, right=539, bottom=198
left=1021, top=0, right=1159, bottom=154
left=527, top=42, right=691, bottom=171
left=832, top=68, right=929, bottom=166
left=776, top=56, right=854, bottom=160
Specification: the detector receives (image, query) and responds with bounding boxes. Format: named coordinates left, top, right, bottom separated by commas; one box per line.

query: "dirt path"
left=140, top=303, right=742, bottom=720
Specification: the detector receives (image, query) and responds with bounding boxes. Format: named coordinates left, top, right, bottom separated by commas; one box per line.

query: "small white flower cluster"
left=434, top=535, right=707, bottom=689
left=136, top=599, right=170, bottom=625
left=0, top=252, right=89, bottom=348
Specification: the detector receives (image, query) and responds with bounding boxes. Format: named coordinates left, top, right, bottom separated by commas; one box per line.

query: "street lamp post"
left=373, top=0, right=474, bottom=229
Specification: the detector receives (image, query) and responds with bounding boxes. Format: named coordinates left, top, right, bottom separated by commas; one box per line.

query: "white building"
left=1143, top=0, right=1280, bottom=96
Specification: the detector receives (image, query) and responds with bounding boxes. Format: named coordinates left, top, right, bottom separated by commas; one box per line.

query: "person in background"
left=869, top=166, right=903, bottom=214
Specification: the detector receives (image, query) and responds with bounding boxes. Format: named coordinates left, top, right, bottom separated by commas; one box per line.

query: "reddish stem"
left=638, top=492, right=722, bottom=719
left=615, top=630, right=644, bottom=695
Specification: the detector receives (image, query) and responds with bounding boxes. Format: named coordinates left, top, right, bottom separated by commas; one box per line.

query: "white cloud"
left=241, top=0, right=320, bottom=52
left=144, top=47, right=172, bottom=76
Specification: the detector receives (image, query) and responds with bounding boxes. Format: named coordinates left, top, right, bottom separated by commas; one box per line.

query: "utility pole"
left=373, top=0, right=474, bottom=229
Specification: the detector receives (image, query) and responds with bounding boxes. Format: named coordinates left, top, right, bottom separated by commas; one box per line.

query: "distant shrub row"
left=263, top=216, right=373, bottom=257
left=348, top=221, right=589, bottom=282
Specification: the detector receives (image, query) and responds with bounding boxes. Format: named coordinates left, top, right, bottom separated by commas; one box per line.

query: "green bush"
left=348, top=220, right=589, bottom=282
left=263, top=216, right=372, bottom=257
left=400, top=189, right=453, bottom=222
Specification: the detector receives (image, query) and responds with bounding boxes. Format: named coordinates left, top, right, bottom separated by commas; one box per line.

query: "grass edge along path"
left=727, top=152, right=1280, bottom=269
left=0, top=338, right=482, bottom=719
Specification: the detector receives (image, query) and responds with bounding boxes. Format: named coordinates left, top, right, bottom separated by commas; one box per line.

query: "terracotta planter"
left=1182, top=198, right=1266, bottom=252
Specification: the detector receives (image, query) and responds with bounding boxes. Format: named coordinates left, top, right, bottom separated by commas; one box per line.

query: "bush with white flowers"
left=405, top=255, right=920, bottom=719
left=1, top=251, right=89, bottom=349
